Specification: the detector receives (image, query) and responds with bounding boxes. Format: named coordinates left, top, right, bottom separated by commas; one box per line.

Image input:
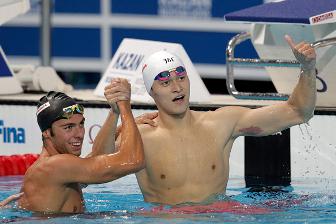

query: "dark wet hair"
left=36, top=91, right=79, bottom=132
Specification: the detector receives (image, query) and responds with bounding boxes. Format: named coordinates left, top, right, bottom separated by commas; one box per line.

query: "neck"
left=42, top=139, right=60, bottom=156
left=40, top=146, right=52, bottom=158
left=157, top=108, right=192, bottom=130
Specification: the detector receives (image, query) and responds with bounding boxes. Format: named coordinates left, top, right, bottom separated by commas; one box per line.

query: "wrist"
left=300, top=58, right=316, bottom=74
left=117, top=100, right=131, bottom=107
left=300, top=67, right=316, bottom=76
left=117, top=100, right=132, bottom=114
left=110, top=103, right=120, bottom=114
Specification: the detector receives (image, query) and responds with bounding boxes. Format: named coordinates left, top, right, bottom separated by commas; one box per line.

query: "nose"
left=171, top=79, right=183, bottom=92
left=74, top=125, right=85, bottom=138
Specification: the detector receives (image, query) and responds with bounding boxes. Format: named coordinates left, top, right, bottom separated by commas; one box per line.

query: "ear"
left=42, top=129, right=51, bottom=139
left=149, top=88, right=154, bottom=97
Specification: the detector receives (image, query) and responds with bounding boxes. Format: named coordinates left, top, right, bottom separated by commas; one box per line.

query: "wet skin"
left=18, top=98, right=145, bottom=213
left=99, top=38, right=316, bottom=206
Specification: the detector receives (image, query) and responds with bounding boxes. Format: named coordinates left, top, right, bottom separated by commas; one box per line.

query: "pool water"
left=1, top=175, right=335, bottom=223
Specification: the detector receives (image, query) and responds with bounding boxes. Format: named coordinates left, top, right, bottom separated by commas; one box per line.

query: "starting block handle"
left=226, top=32, right=336, bottom=101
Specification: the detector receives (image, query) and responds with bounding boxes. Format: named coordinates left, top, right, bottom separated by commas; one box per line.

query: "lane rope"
left=0, top=154, right=39, bottom=176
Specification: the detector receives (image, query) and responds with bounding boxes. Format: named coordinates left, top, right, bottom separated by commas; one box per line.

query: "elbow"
left=131, top=149, right=146, bottom=172
left=121, top=158, right=145, bottom=176
left=302, top=111, right=314, bottom=123
left=295, top=108, right=314, bottom=124
left=131, top=140, right=145, bottom=171
left=137, top=156, right=146, bottom=170
left=132, top=159, right=146, bottom=173
left=287, top=101, right=314, bottom=124
left=119, top=147, right=145, bottom=174
left=88, top=154, right=144, bottom=183
left=298, top=105, right=315, bottom=124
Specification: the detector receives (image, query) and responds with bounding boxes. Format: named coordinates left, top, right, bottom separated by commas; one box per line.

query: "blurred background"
left=0, top=0, right=278, bottom=94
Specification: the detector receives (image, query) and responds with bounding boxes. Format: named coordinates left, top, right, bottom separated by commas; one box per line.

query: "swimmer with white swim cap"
left=142, top=50, right=187, bottom=94
left=14, top=85, right=145, bottom=213
left=99, top=35, right=317, bottom=209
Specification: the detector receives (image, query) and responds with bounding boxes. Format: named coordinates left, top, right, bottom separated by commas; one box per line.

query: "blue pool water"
left=1, top=175, right=335, bottom=223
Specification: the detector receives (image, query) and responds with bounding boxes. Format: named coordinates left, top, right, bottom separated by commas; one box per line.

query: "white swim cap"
left=142, top=50, right=185, bottom=93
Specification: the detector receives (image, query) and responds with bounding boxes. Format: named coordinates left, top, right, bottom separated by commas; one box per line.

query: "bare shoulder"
left=190, top=106, right=249, bottom=138
left=31, top=154, right=79, bottom=177
left=137, top=119, right=159, bottom=137
left=201, top=106, right=249, bottom=122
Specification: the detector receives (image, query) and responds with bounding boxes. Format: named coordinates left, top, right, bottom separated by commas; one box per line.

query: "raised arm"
left=86, top=109, right=119, bottom=157
left=91, top=78, right=158, bottom=157
left=285, top=35, right=316, bottom=119
left=230, top=35, right=316, bottom=137
left=88, top=79, right=127, bottom=157
left=53, top=79, right=145, bottom=184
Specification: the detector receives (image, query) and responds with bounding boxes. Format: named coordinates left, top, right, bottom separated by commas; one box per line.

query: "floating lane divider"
left=0, top=154, right=39, bottom=176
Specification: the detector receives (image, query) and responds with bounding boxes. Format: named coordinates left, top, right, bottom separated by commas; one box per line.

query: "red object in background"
left=0, top=154, right=39, bottom=176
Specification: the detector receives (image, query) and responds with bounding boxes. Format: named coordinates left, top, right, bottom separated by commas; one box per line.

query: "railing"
left=226, top=32, right=336, bottom=100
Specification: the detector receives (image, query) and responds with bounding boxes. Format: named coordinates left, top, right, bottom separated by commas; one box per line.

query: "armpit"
left=238, top=126, right=263, bottom=135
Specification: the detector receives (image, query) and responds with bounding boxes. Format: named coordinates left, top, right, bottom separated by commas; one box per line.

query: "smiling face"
left=150, top=69, right=190, bottom=116
left=47, top=114, right=85, bottom=156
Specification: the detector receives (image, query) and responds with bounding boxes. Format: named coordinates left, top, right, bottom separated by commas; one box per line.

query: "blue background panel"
left=53, top=0, right=100, bottom=14
left=212, top=0, right=263, bottom=18
left=111, top=0, right=157, bottom=15
left=111, top=28, right=258, bottom=64
left=0, top=27, right=39, bottom=56
left=0, top=27, right=101, bottom=58
left=0, top=49, right=12, bottom=77
left=52, top=28, right=101, bottom=58
left=111, top=0, right=263, bottom=17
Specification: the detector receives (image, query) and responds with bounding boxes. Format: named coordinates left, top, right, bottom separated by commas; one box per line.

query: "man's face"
left=151, top=68, right=190, bottom=116
left=49, top=114, right=85, bottom=156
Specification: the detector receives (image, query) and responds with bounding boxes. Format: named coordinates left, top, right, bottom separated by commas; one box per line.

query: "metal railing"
left=226, top=32, right=336, bottom=100
left=40, top=0, right=51, bottom=66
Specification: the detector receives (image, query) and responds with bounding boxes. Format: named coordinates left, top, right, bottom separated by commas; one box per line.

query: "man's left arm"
left=0, top=192, right=23, bottom=208
left=285, top=34, right=316, bottom=121
left=231, top=35, right=316, bottom=138
left=86, top=79, right=125, bottom=158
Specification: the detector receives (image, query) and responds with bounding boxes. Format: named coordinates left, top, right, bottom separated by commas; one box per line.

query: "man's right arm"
left=90, top=78, right=158, bottom=157
left=50, top=98, right=145, bottom=184
left=87, top=79, right=125, bottom=157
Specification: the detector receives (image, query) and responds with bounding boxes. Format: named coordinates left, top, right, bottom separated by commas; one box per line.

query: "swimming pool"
left=1, top=175, right=335, bottom=223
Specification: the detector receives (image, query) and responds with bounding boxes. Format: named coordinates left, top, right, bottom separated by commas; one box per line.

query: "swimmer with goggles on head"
left=153, top=66, right=187, bottom=87
left=154, top=66, right=187, bottom=81
left=58, top=104, right=84, bottom=119
left=10, top=88, right=152, bottom=214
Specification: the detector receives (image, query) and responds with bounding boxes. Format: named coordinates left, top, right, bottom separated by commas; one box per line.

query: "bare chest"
left=143, top=130, right=227, bottom=186
left=20, top=179, right=84, bottom=213
left=60, top=184, right=85, bottom=213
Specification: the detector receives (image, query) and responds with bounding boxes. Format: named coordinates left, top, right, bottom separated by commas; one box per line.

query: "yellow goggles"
left=59, top=104, right=84, bottom=119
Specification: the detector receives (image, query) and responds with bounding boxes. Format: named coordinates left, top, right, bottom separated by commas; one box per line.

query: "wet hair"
left=36, top=91, right=79, bottom=132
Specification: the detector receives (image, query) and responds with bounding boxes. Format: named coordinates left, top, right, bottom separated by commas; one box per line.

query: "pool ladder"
left=226, top=32, right=336, bottom=100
